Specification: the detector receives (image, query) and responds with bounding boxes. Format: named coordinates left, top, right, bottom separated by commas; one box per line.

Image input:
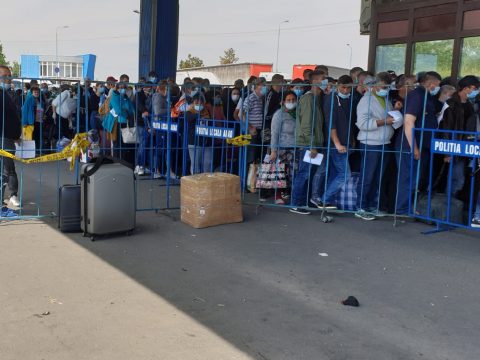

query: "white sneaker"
left=134, top=165, right=140, bottom=174
left=137, top=166, right=145, bottom=176
left=8, top=195, right=20, bottom=208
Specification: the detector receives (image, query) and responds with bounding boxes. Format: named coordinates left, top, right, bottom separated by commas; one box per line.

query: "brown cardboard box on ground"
left=181, top=173, right=243, bottom=229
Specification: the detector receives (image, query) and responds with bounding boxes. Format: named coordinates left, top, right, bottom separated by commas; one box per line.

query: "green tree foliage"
left=459, top=36, right=480, bottom=76
left=0, top=42, right=9, bottom=66
left=11, top=61, right=20, bottom=77
left=178, top=54, right=204, bottom=69
left=413, top=40, right=454, bottom=78
left=219, top=48, right=239, bottom=65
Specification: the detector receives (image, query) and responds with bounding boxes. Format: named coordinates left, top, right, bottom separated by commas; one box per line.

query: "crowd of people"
left=1, top=63, right=480, bottom=227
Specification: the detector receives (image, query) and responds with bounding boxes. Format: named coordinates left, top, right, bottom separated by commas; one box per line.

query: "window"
left=72, top=64, right=77, bottom=78
left=78, top=64, right=83, bottom=78
left=413, top=40, right=454, bottom=78
left=460, top=37, right=480, bottom=76
left=377, top=20, right=409, bottom=39
left=65, top=63, right=71, bottom=78
left=375, top=44, right=407, bottom=74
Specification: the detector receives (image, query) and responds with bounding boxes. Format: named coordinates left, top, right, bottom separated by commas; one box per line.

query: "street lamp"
left=346, top=43, right=353, bottom=69
left=55, top=25, right=69, bottom=78
left=275, top=20, right=289, bottom=72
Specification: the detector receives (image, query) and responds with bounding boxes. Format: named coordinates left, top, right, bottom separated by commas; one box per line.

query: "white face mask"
left=285, top=102, right=297, bottom=110
left=231, top=94, right=240, bottom=102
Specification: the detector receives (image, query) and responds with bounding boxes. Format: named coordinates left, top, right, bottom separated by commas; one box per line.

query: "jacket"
left=270, top=107, right=296, bottom=151
left=0, top=89, right=21, bottom=140
left=52, top=90, right=76, bottom=119
left=441, top=93, right=474, bottom=140
left=356, top=92, right=394, bottom=145
left=21, top=93, right=37, bottom=126
left=296, top=91, right=324, bottom=147
left=102, top=90, right=134, bottom=133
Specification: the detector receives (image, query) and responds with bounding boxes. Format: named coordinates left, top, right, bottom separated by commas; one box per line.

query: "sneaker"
left=310, top=198, right=337, bottom=210
left=281, top=192, right=290, bottom=200
left=153, top=172, right=163, bottom=179
left=370, top=210, right=388, bottom=217
left=137, top=166, right=145, bottom=176
left=289, top=207, right=311, bottom=215
left=355, top=210, right=376, bottom=221
left=275, top=195, right=285, bottom=205
left=471, top=218, right=480, bottom=228
left=8, top=195, right=20, bottom=208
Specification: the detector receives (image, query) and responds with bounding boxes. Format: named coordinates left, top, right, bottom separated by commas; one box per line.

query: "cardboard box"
left=181, top=173, right=243, bottom=229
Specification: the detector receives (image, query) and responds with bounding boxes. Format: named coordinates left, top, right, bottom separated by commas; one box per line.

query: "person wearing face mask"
left=224, top=87, right=241, bottom=121
left=395, top=71, right=442, bottom=215
left=171, top=81, right=194, bottom=119
left=234, top=77, right=257, bottom=122
left=264, top=74, right=285, bottom=134
left=289, top=70, right=326, bottom=215
left=148, top=70, right=158, bottom=84
left=242, top=77, right=268, bottom=164
left=0, top=65, right=22, bottom=209
left=312, top=75, right=356, bottom=210
left=52, top=84, right=76, bottom=139
left=133, top=81, right=154, bottom=175
left=439, top=75, right=480, bottom=199
left=21, top=86, right=44, bottom=148
left=270, top=91, right=298, bottom=205
left=290, top=78, right=306, bottom=99
left=205, top=88, right=226, bottom=121
left=102, top=81, right=135, bottom=160
left=185, top=93, right=213, bottom=174
left=354, top=72, right=395, bottom=220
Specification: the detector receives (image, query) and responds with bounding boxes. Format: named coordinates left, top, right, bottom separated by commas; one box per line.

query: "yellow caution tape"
left=227, top=134, right=252, bottom=147
left=0, top=133, right=90, bottom=170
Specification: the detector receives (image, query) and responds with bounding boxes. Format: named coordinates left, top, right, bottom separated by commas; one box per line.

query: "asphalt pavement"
left=1, top=162, right=480, bottom=359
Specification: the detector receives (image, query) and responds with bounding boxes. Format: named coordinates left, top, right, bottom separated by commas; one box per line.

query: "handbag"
left=121, top=122, right=138, bottom=144
left=256, top=161, right=287, bottom=189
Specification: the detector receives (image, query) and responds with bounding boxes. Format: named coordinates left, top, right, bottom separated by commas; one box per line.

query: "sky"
left=0, top=0, right=370, bottom=81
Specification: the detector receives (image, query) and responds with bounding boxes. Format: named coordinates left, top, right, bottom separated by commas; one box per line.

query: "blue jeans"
left=356, top=144, right=389, bottom=211
left=188, top=144, right=213, bottom=174
left=292, top=148, right=326, bottom=207
left=323, top=150, right=351, bottom=204
left=136, top=126, right=146, bottom=167
left=450, top=157, right=465, bottom=196
left=396, top=147, right=431, bottom=215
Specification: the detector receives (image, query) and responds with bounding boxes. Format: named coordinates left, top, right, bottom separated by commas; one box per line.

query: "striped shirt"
left=243, top=92, right=264, bottom=129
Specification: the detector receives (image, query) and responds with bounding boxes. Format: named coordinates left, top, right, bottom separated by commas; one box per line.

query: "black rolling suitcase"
left=58, top=184, right=82, bottom=232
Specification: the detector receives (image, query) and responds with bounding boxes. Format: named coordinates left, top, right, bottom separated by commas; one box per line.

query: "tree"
left=11, top=61, right=20, bottom=77
left=219, top=48, right=239, bottom=65
left=0, top=42, right=9, bottom=67
left=178, top=54, right=204, bottom=69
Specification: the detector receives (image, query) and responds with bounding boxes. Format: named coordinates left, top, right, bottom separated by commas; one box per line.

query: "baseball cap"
left=106, top=76, right=117, bottom=83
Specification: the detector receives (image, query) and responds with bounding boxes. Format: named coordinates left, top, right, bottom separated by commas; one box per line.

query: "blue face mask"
left=260, top=87, right=268, bottom=96
left=119, top=88, right=126, bottom=95
left=337, top=92, right=351, bottom=100
left=98, top=87, right=105, bottom=94
left=148, top=77, right=157, bottom=83
left=293, top=89, right=304, bottom=97
left=319, top=79, right=328, bottom=91
left=376, top=89, right=389, bottom=98
left=214, top=97, right=222, bottom=106
left=468, top=89, right=479, bottom=100
left=429, top=86, right=440, bottom=96
left=190, top=90, right=198, bottom=97
left=194, top=104, right=204, bottom=112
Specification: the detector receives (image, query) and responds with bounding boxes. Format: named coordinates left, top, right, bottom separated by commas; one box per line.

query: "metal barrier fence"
left=1, top=76, right=480, bottom=233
